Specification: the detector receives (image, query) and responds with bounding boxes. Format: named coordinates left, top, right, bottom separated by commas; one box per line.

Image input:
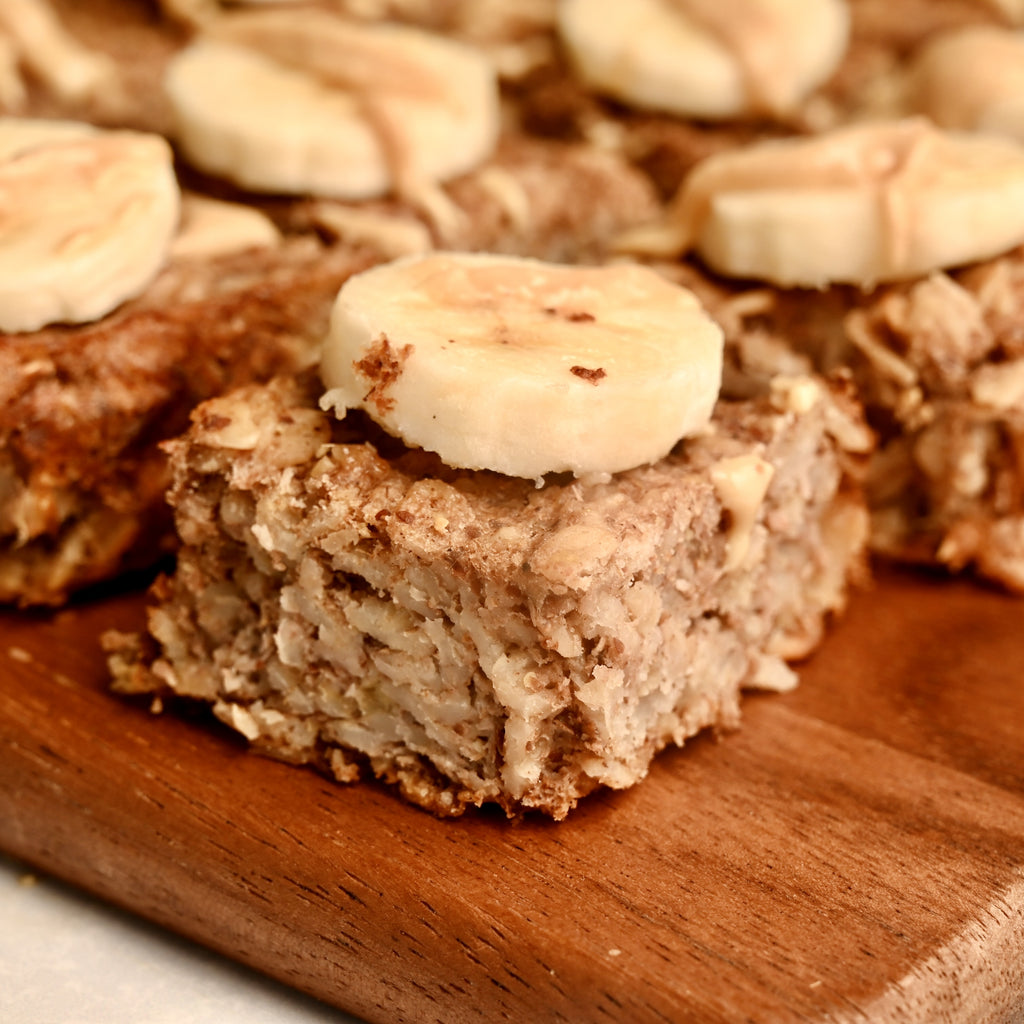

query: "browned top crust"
left=284, top=134, right=661, bottom=261
left=0, top=239, right=373, bottom=489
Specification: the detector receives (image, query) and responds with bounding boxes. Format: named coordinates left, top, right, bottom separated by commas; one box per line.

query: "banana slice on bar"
left=668, top=118, right=1024, bottom=288
left=0, top=118, right=179, bottom=333
left=907, top=26, right=1024, bottom=144
left=320, top=252, right=724, bottom=479
left=557, top=0, right=850, bottom=120
left=165, top=9, right=500, bottom=202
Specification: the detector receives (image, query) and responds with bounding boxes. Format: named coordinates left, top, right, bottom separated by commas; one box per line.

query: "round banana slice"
left=0, top=118, right=179, bottom=334
left=670, top=118, right=1024, bottom=288
left=320, top=253, right=724, bottom=479
left=164, top=9, right=500, bottom=201
left=907, top=26, right=1024, bottom=144
left=557, top=0, right=850, bottom=121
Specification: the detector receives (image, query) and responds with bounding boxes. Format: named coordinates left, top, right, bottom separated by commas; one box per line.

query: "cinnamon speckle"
left=543, top=308, right=596, bottom=323
left=571, top=365, right=606, bottom=384
left=355, top=334, right=413, bottom=414
left=199, top=413, right=232, bottom=432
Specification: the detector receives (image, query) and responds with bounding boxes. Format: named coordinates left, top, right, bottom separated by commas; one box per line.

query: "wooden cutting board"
left=1, top=566, right=1023, bottom=1024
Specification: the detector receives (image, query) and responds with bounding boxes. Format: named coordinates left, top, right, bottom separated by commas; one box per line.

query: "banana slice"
left=320, top=252, right=724, bottom=479
left=664, top=118, right=1024, bottom=288
left=557, top=0, right=850, bottom=121
left=0, top=118, right=179, bottom=333
left=164, top=9, right=500, bottom=203
left=907, top=27, right=1024, bottom=144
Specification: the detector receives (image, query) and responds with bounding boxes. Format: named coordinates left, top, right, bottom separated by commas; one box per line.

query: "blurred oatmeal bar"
left=641, top=118, right=1024, bottom=591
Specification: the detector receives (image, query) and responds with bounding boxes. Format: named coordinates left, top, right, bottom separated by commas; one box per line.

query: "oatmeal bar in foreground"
left=108, top=369, right=869, bottom=819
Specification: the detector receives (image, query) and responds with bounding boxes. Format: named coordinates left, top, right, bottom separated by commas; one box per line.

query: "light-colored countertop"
left=0, top=854, right=363, bottom=1024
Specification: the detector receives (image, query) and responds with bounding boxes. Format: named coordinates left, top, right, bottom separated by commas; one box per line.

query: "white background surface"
left=0, top=854, right=365, bottom=1024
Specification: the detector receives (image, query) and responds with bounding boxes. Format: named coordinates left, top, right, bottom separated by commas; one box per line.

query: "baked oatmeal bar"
left=2, top=0, right=185, bottom=135
left=644, top=118, right=1024, bottom=591
left=674, top=255, right=1024, bottom=591
left=108, top=362, right=869, bottom=819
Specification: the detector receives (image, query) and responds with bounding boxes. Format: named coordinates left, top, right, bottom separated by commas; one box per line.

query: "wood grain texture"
left=1, top=567, right=1023, bottom=1024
